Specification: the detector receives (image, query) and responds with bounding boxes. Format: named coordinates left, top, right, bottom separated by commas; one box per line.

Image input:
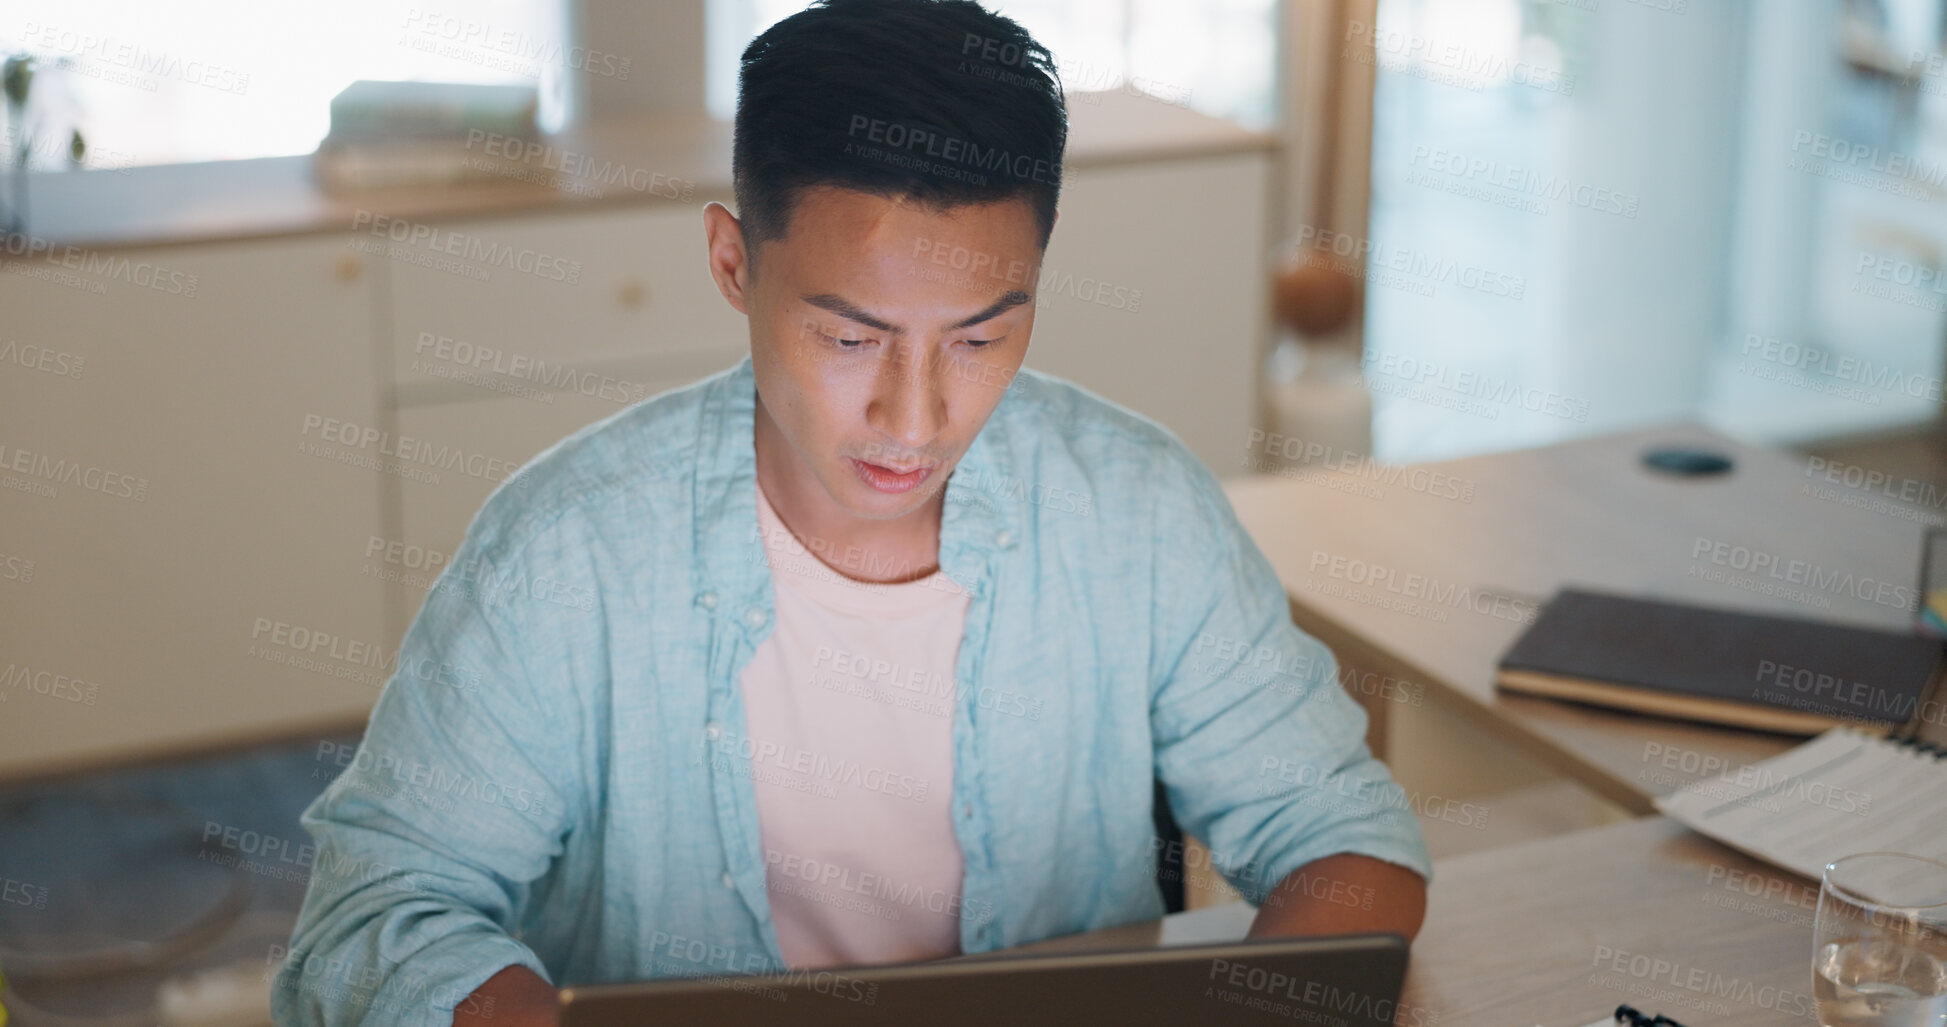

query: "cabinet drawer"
left=0, top=234, right=387, bottom=778
left=385, top=204, right=748, bottom=391
left=383, top=358, right=738, bottom=646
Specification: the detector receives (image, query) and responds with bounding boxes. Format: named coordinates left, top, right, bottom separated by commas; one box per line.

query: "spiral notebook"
left=1653, top=728, right=1947, bottom=881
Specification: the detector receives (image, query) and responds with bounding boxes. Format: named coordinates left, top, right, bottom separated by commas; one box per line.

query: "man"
left=274, top=2, right=1430, bottom=1024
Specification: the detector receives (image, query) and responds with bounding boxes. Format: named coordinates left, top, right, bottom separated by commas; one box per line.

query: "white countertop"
left=16, top=89, right=1272, bottom=252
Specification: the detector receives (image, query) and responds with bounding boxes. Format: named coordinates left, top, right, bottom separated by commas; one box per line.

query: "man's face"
left=722, top=186, right=1043, bottom=521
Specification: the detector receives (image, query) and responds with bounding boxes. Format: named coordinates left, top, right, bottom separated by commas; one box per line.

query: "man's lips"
left=849, top=458, right=936, bottom=494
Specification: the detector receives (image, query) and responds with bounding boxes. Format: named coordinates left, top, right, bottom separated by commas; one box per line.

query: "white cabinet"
left=0, top=143, right=1270, bottom=779
left=1031, top=150, right=1271, bottom=471
left=0, top=236, right=388, bottom=779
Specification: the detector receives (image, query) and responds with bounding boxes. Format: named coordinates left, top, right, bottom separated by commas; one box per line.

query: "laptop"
left=558, top=932, right=1409, bottom=1026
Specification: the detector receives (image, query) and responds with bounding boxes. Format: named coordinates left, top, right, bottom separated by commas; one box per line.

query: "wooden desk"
left=1012, top=817, right=1822, bottom=1025
left=1223, top=424, right=1936, bottom=814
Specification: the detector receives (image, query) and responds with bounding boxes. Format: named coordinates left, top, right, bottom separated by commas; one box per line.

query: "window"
left=1363, top=0, right=1947, bottom=464
left=2, top=0, right=565, bottom=170
left=705, top=0, right=1278, bottom=130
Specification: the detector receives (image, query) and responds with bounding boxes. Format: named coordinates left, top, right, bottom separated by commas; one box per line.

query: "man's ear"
left=703, top=202, right=752, bottom=315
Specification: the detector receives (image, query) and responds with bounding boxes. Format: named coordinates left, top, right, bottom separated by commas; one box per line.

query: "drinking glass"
left=1813, top=852, right=1947, bottom=1027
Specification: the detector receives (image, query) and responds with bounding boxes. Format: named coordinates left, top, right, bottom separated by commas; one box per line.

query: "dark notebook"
left=1495, top=588, right=1945, bottom=734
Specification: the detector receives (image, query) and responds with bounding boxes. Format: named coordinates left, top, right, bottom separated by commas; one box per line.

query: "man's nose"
left=867, top=344, right=946, bottom=452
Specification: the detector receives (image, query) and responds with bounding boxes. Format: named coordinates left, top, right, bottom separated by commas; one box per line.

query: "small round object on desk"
left=1640, top=447, right=1734, bottom=477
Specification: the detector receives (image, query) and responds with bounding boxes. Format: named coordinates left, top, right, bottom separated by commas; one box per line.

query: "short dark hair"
left=733, top=0, right=1067, bottom=258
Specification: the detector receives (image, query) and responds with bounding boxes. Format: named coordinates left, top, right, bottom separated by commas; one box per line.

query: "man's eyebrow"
left=946, top=290, right=1032, bottom=331
left=802, top=294, right=898, bottom=333
left=801, top=290, right=1033, bottom=334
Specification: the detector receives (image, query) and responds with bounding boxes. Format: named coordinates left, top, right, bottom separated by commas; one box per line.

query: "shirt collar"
left=690, top=354, right=1018, bottom=618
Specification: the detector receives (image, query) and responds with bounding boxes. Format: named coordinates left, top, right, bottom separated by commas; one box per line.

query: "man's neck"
left=753, top=400, right=944, bottom=585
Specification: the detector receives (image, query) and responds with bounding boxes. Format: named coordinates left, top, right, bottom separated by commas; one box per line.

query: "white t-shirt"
left=738, top=481, right=974, bottom=968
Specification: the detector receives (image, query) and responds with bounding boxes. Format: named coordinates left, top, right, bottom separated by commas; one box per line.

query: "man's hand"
left=454, top=964, right=558, bottom=1027
left=1245, top=852, right=1427, bottom=942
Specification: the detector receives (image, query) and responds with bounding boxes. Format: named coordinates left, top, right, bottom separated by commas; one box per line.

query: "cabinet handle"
left=616, top=279, right=647, bottom=309
left=335, top=254, right=363, bottom=283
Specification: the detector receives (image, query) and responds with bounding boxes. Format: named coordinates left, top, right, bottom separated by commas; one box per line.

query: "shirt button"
left=706, top=721, right=723, bottom=740
left=745, top=608, right=767, bottom=629
left=994, top=529, right=1013, bottom=548
left=696, top=590, right=718, bottom=609
left=722, top=872, right=735, bottom=888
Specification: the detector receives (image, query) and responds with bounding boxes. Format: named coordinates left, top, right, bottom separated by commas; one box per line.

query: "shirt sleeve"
left=1147, top=451, right=1432, bottom=907
left=273, top=535, right=580, bottom=1027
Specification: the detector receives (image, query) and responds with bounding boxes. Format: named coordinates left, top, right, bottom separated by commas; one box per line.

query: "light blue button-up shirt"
left=273, top=355, right=1432, bottom=1026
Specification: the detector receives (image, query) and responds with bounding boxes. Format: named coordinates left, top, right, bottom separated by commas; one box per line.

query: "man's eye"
left=821, top=333, right=870, bottom=348
left=964, top=338, right=1001, bottom=349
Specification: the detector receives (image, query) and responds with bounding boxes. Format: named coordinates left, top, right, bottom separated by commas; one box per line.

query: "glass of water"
left=1814, top=852, right=1947, bottom=1027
